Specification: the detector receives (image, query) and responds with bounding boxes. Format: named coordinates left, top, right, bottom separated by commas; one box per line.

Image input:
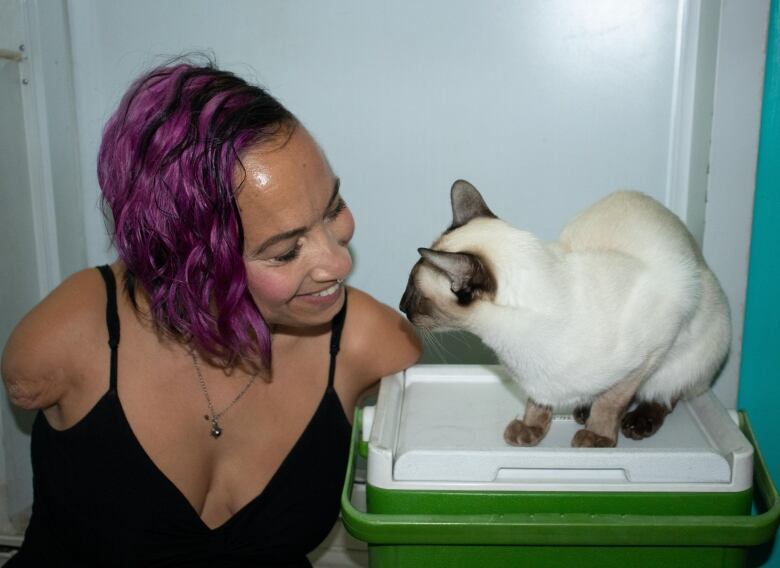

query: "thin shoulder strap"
left=327, top=290, right=348, bottom=389
left=96, top=265, right=120, bottom=392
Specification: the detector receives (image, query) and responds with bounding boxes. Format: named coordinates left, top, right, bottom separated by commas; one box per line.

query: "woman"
left=1, top=61, right=421, bottom=566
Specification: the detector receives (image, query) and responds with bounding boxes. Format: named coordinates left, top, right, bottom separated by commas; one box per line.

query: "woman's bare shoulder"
left=1, top=267, right=109, bottom=410
left=340, top=287, right=421, bottom=390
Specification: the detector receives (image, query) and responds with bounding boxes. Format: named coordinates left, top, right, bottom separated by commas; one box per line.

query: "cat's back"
left=557, top=191, right=703, bottom=266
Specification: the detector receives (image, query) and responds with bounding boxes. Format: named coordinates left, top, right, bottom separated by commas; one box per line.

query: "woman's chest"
left=112, top=332, right=336, bottom=528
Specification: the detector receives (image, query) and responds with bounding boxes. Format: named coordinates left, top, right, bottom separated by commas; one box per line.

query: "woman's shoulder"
left=1, top=267, right=110, bottom=410
left=340, top=287, right=421, bottom=388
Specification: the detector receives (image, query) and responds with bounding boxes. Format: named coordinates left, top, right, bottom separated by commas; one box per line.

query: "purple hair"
left=98, top=61, right=296, bottom=370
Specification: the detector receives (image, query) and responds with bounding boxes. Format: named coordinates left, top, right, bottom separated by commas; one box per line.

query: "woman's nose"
left=309, top=227, right=352, bottom=282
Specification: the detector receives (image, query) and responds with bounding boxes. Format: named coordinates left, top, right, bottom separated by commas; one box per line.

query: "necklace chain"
left=189, top=350, right=257, bottom=439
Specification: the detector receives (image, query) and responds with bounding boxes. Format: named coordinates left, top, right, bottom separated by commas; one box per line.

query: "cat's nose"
left=399, top=290, right=411, bottom=316
left=399, top=279, right=418, bottom=317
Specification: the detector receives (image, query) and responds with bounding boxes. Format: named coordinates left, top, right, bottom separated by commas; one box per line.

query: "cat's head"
left=399, top=180, right=504, bottom=331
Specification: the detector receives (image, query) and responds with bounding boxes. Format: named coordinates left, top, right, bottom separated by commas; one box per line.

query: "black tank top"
left=9, top=266, right=352, bottom=567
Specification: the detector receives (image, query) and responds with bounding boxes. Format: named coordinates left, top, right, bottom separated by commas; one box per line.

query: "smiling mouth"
left=305, top=280, right=343, bottom=298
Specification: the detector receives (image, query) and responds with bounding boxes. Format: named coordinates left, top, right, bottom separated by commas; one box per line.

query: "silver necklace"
left=189, top=350, right=257, bottom=439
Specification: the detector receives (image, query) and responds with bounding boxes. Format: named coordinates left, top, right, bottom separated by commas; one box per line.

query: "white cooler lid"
left=365, top=365, right=754, bottom=493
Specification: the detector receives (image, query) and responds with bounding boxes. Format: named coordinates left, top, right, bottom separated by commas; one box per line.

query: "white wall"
left=0, top=0, right=769, bottom=547
left=65, top=0, right=766, bottom=407
left=0, top=0, right=38, bottom=535
left=703, top=0, right=770, bottom=409
left=71, top=0, right=682, bottom=272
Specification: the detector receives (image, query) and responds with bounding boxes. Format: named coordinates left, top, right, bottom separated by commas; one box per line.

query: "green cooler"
left=341, top=365, right=780, bottom=567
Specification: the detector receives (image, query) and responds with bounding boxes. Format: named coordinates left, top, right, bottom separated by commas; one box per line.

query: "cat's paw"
left=571, top=429, right=615, bottom=448
left=621, top=401, right=669, bottom=440
left=504, top=419, right=546, bottom=446
left=573, top=405, right=590, bottom=425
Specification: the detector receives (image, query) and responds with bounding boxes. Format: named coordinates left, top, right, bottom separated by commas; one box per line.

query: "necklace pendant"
left=210, top=420, right=222, bottom=439
left=190, top=349, right=257, bottom=441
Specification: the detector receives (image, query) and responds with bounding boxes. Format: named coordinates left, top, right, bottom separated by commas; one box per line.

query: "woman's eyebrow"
left=253, top=227, right=306, bottom=256
left=251, top=178, right=341, bottom=257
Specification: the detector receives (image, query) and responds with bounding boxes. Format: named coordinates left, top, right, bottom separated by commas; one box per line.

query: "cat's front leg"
left=504, top=399, right=553, bottom=447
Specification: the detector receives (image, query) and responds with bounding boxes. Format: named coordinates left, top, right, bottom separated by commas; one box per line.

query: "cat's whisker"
left=421, top=329, right=453, bottom=363
left=446, top=330, right=474, bottom=349
left=428, top=332, right=450, bottom=360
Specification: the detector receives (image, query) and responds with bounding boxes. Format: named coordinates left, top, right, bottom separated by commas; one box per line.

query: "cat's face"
left=399, top=180, right=500, bottom=330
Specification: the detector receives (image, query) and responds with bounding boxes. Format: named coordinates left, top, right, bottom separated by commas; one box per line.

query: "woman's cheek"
left=245, top=266, right=298, bottom=308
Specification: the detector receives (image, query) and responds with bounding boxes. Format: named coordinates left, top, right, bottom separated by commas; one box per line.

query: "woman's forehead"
left=236, top=128, right=330, bottom=193
left=235, top=127, right=337, bottom=240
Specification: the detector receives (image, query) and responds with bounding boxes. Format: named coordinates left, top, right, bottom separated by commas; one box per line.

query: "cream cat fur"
left=400, top=180, right=730, bottom=448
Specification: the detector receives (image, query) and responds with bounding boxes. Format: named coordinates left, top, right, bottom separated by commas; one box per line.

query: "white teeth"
left=312, top=282, right=341, bottom=297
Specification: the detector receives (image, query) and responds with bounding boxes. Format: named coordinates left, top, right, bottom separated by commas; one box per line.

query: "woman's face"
left=235, top=125, right=355, bottom=330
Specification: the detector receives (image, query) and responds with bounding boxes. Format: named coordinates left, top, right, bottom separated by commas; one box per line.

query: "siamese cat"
left=399, top=180, right=730, bottom=448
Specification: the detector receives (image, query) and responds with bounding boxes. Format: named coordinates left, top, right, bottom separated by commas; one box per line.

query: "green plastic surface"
left=367, top=544, right=747, bottom=568
left=367, top=484, right=752, bottom=517
left=341, top=408, right=780, bottom=550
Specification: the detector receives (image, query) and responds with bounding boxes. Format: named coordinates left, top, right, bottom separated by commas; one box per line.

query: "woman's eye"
left=272, top=243, right=302, bottom=263
left=325, top=198, right=347, bottom=221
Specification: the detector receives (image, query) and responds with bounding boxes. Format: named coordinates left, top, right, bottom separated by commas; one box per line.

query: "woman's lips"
left=296, top=281, right=343, bottom=306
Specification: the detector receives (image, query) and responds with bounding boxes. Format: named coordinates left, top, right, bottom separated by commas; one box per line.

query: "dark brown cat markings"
left=400, top=180, right=730, bottom=448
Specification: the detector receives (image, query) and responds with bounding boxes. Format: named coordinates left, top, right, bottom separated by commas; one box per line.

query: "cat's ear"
left=450, top=179, right=497, bottom=230
left=418, top=247, right=496, bottom=305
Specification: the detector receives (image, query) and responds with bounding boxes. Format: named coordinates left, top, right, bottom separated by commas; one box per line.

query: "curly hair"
left=98, top=59, right=296, bottom=370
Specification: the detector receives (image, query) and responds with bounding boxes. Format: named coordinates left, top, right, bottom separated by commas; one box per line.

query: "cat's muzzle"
left=400, top=266, right=427, bottom=323
left=399, top=283, right=418, bottom=320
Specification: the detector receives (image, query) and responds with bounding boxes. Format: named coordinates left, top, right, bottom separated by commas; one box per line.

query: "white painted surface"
left=62, top=0, right=767, bottom=410
left=0, top=0, right=769, bottom=550
left=69, top=0, right=682, bottom=260
left=27, top=0, right=85, bottom=279
left=0, top=0, right=38, bottom=532
left=16, top=0, right=62, bottom=298
left=703, top=0, right=770, bottom=409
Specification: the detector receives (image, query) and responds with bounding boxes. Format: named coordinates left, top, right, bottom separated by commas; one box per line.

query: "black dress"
left=8, top=265, right=352, bottom=567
